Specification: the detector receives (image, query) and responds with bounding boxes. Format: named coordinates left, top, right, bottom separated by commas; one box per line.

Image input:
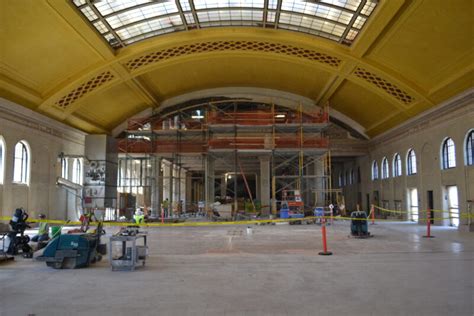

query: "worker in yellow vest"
left=31, top=214, right=49, bottom=242
left=133, top=208, right=145, bottom=224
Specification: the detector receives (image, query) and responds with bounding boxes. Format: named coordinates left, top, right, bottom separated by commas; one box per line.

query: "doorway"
left=427, top=190, right=434, bottom=224
left=446, top=186, right=459, bottom=227
left=408, top=188, right=418, bottom=222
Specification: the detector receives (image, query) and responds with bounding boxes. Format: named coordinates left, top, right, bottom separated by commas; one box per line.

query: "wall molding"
left=0, top=98, right=86, bottom=145
left=370, top=89, right=473, bottom=148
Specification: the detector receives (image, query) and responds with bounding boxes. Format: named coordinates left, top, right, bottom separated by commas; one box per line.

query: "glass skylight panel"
left=268, top=0, right=278, bottom=10
left=93, top=21, right=109, bottom=34
left=267, top=11, right=276, bottom=23
left=352, top=16, right=366, bottom=29
left=81, top=6, right=98, bottom=21
left=185, top=13, right=196, bottom=24
left=361, top=1, right=377, bottom=16
left=94, top=0, right=151, bottom=16
left=194, top=0, right=264, bottom=10
left=180, top=0, right=192, bottom=11
left=71, top=0, right=377, bottom=47
left=320, top=0, right=361, bottom=11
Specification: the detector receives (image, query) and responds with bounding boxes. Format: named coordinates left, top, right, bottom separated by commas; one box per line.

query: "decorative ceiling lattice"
left=54, top=71, right=115, bottom=110
left=125, top=40, right=342, bottom=71
left=353, top=67, right=415, bottom=105
left=72, top=0, right=378, bottom=48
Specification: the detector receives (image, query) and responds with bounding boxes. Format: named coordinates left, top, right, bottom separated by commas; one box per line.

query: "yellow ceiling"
left=0, top=0, right=472, bottom=138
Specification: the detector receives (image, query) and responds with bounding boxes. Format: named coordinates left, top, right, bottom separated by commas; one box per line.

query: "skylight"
left=72, top=0, right=378, bottom=48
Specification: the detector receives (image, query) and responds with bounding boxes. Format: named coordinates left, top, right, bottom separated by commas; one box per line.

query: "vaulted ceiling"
left=0, top=0, right=472, bottom=137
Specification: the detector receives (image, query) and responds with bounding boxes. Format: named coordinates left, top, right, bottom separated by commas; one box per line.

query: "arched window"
left=72, top=159, right=83, bottom=185
left=61, top=157, right=68, bottom=179
left=465, top=130, right=473, bottom=166
left=393, top=153, right=402, bottom=177
left=349, top=169, right=354, bottom=185
left=371, top=160, right=379, bottom=180
left=338, top=171, right=343, bottom=187
left=0, top=136, right=5, bottom=184
left=407, top=149, right=417, bottom=175
left=13, top=140, right=30, bottom=184
left=441, top=137, right=456, bottom=169
left=381, top=157, right=389, bottom=179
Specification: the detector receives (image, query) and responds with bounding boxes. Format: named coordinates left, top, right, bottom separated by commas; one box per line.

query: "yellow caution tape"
left=1, top=213, right=472, bottom=228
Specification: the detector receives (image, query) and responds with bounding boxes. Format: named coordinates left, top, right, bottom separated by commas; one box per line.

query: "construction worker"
left=134, top=208, right=145, bottom=224
left=31, top=214, right=49, bottom=242
left=162, top=198, right=169, bottom=218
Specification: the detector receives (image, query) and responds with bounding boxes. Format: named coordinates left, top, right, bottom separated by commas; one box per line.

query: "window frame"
left=407, top=149, right=417, bottom=176
left=392, top=153, right=402, bottom=177
left=13, top=140, right=30, bottom=185
left=465, top=129, right=474, bottom=166
left=0, top=136, right=5, bottom=185
left=381, top=157, right=389, bottom=179
left=441, top=137, right=456, bottom=169
left=72, top=158, right=83, bottom=185
left=61, top=157, right=69, bottom=179
left=371, top=160, right=379, bottom=180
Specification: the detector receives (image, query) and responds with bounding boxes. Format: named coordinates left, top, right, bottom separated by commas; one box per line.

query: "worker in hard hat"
left=134, top=208, right=145, bottom=224
left=31, top=214, right=50, bottom=242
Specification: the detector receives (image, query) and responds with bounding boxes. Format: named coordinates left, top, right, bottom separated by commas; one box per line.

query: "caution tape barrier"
left=374, top=205, right=456, bottom=214
left=1, top=214, right=472, bottom=228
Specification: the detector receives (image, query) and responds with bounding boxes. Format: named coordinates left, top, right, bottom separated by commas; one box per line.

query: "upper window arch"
left=0, top=136, right=5, bottom=185
left=441, top=137, right=456, bottom=169
left=466, top=130, right=474, bottom=166
left=371, top=160, right=379, bottom=180
left=13, top=140, right=30, bottom=184
left=72, top=158, right=83, bottom=185
left=381, top=157, right=389, bottom=179
left=61, top=157, right=69, bottom=179
left=393, top=153, right=402, bottom=177
left=72, top=0, right=378, bottom=48
left=407, top=148, right=417, bottom=175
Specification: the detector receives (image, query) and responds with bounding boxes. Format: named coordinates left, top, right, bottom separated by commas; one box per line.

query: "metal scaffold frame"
left=117, top=99, right=332, bottom=219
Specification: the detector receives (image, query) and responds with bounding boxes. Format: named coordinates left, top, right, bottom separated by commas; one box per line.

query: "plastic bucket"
left=280, top=209, right=289, bottom=219
left=50, top=226, right=61, bottom=238
left=314, top=207, right=324, bottom=217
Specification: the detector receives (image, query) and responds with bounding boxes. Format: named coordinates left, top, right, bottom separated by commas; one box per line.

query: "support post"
left=423, top=209, right=435, bottom=238
left=370, top=204, right=375, bottom=225
left=318, top=217, right=333, bottom=256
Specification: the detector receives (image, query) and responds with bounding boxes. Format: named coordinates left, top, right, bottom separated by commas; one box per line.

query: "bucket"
left=314, top=207, right=324, bottom=217
left=50, top=226, right=61, bottom=238
left=280, top=209, right=289, bottom=219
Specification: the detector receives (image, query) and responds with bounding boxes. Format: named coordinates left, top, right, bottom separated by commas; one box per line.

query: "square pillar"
left=259, top=156, right=271, bottom=215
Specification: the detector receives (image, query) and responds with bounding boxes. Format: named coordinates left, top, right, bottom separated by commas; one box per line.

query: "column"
left=259, top=156, right=271, bottom=215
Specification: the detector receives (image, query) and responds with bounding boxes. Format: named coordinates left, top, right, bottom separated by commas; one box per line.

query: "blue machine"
left=37, top=224, right=106, bottom=269
left=350, top=210, right=371, bottom=238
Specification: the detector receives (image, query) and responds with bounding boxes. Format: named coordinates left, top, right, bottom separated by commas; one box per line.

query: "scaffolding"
left=117, top=100, right=332, bottom=219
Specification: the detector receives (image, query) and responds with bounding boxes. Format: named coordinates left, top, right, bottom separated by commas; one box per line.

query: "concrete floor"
left=0, top=221, right=473, bottom=316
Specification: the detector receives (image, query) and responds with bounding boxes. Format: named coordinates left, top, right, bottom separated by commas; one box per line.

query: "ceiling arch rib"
left=37, top=28, right=434, bottom=137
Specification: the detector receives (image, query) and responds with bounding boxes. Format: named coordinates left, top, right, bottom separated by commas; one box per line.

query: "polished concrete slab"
left=0, top=221, right=473, bottom=316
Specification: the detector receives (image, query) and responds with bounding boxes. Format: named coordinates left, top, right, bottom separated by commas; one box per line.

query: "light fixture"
left=275, top=114, right=286, bottom=118
left=192, top=110, right=204, bottom=119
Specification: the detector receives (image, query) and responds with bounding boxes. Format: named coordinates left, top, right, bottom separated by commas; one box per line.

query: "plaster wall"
left=339, top=93, right=473, bottom=230
left=0, top=98, right=86, bottom=220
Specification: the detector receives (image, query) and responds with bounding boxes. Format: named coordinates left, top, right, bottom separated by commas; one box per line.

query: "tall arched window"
left=349, top=169, right=354, bottom=185
left=393, top=153, right=402, bottom=177
left=441, top=137, right=456, bottom=169
left=371, top=160, right=379, bottom=180
left=0, top=136, right=5, bottom=184
left=465, top=130, right=473, bottom=166
left=13, top=140, right=30, bottom=184
left=338, top=171, right=343, bottom=187
left=72, top=159, right=83, bottom=185
left=381, top=157, right=389, bottom=179
left=61, top=157, right=68, bottom=179
left=407, top=149, right=417, bottom=175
